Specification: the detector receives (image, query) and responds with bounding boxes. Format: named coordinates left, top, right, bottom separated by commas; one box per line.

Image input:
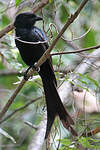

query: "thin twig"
left=0, top=65, right=75, bottom=76
left=0, top=23, right=14, bottom=39
left=24, top=121, right=38, bottom=130
left=0, top=70, right=23, bottom=76
left=32, top=0, right=49, bottom=13
left=0, top=96, right=42, bottom=124
left=0, top=79, right=26, bottom=120
left=66, top=26, right=92, bottom=42
left=51, top=45, right=100, bottom=56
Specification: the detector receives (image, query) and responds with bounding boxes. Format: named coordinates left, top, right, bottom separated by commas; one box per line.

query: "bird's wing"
left=31, top=26, right=57, bottom=86
left=31, top=27, right=49, bottom=50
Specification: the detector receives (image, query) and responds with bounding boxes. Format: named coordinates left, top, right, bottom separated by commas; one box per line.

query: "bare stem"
left=52, top=45, right=100, bottom=56
left=0, top=96, right=42, bottom=124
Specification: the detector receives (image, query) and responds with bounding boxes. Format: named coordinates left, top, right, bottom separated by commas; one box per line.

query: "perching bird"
left=14, top=12, right=77, bottom=138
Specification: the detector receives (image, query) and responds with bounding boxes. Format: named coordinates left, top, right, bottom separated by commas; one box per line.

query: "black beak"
left=35, top=16, right=43, bottom=21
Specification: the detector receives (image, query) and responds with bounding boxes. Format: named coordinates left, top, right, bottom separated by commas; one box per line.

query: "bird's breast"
left=15, top=39, right=44, bottom=66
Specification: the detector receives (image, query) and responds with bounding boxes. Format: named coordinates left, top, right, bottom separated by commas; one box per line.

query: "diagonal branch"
left=32, top=0, right=49, bottom=13
left=0, top=96, right=42, bottom=124
left=0, top=23, right=14, bottom=39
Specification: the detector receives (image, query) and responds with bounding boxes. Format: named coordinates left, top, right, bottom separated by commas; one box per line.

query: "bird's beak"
left=35, top=16, right=43, bottom=21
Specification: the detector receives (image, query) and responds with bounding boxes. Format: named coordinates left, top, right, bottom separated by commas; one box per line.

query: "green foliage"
left=16, top=0, right=22, bottom=6
left=0, top=15, right=10, bottom=27
left=78, top=73, right=100, bottom=90
left=59, top=4, right=69, bottom=23
left=59, top=137, right=100, bottom=150
left=2, top=15, right=10, bottom=26
left=49, top=0, right=53, bottom=3
left=83, top=28, right=96, bottom=48
left=78, top=137, right=100, bottom=149
left=0, top=128, right=16, bottom=143
left=59, top=138, right=77, bottom=150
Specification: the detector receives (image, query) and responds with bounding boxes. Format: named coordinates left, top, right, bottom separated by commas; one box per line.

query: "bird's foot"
left=32, top=62, right=40, bottom=72
left=24, top=66, right=31, bottom=80
left=24, top=63, right=40, bottom=81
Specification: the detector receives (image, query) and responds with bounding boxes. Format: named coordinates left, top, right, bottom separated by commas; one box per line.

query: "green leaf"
left=0, top=128, right=16, bottom=143
left=49, top=0, right=53, bottom=3
left=1, top=15, right=10, bottom=27
left=78, top=78, right=89, bottom=86
left=59, top=138, right=72, bottom=146
left=16, top=0, right=22, bottom=6
left=85, top=75, right=100, bottom=89
left=78, top=137, right=90, bottom=148
left=83, top=28, right=96, bottom=48
left=60, top=4, right=69, bottom=23
left=79, top=73, right=100, bottom=89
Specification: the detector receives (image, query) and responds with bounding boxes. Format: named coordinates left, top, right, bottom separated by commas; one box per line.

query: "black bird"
left=14, top=12, right=77, bottom=138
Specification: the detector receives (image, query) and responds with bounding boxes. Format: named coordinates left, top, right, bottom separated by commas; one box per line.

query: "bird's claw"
left=24, top=66, right=31, bottom=80
left=24, top=63, right=40, bottom=81
left=32, top=62, right=40, bottom=72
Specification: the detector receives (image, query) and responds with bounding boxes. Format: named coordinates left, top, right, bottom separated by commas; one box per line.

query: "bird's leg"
left=32, top=62, right=40, bottom=72
left=24, top=66, right=31, bottom=80
left=24, top=63, right=40, bottom=80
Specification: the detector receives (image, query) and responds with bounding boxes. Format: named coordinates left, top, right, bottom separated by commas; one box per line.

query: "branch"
left=32, top=0, right=49, bottom=13
left=24, top=121, right=38, bottom=130
left=0, top=65, right=76, bottom=76
left=28, top=115, right=47, bottom=150
left=0, top=96, right=42, bottom=124
left=64, top=26, right=92, bottom=42
left=0, top=70, right=23, bottom=76
left=54, top=16, right=90, bottom=50
left=0, top=23, right=14, bottom=39
left=0, top=79, right=26, bottom=120
left=51, top=45, right=100, bottom=56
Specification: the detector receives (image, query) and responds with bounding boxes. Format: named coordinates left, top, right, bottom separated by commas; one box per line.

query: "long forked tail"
left=39, top=69, right=77, bottom=138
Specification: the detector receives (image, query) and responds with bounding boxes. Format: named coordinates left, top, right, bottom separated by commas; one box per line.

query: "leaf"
left=85, top=75, right=100, bottom=89
left=83, top=28, right=96, bottom=48
left=0, top=128, right=16, bottom=143
left=58, top=139, right=72, bottom=146
left=60, top=4, right=69, bottom=23
left=78, top=78, right=89, bottom=86
left=49, top=0, right=53, bottom=3
left=2, top=15, right=10, bottom=27
left=16, top=0, right=22, bottom=6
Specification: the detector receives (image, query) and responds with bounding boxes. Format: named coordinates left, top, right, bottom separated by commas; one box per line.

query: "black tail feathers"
left=39, top=62, right=77, bottom=138
left=42, top=77, right=77, bottom=138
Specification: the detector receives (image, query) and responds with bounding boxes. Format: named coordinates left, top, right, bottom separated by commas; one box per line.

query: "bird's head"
left=14, top=12, right=42, bottom=28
